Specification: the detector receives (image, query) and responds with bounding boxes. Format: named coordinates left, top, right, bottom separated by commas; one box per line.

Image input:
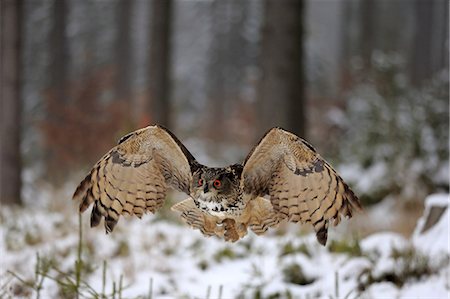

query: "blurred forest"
left=1, top=1, right=449, bottom=298
left=1, top=0, right=449, bottom=209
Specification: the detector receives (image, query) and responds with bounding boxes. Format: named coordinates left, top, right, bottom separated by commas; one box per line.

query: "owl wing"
left=241, top=127, right=362, bottom=245
left=72, top=125, right=200, bottom=233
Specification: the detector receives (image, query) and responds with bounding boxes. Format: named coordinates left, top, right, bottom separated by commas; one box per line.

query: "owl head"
left=190, top=165, right=243, bottom=212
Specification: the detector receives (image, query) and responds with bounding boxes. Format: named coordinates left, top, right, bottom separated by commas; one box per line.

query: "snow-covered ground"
left=1, top=189, right=448, bottom=298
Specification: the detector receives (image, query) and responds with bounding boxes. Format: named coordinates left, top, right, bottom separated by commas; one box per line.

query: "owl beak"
left=203, top=184, right=209, bottom=193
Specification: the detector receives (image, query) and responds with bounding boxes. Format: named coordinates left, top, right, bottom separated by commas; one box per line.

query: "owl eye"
left=213, top=179, right=221, bottom=188
left=198, top=179, right=203, bottom=186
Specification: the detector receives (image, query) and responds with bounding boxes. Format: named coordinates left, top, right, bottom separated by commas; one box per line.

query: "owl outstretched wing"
left=241, top=127, right=362, bottom=245
left=72, top=125, right=200, bottom=233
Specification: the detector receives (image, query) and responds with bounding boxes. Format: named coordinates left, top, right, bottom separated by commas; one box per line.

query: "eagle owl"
left=73, top=125, right=361, bottom=245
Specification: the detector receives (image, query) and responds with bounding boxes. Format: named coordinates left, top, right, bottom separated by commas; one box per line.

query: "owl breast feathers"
left=73, top=125, right=362, bottom=246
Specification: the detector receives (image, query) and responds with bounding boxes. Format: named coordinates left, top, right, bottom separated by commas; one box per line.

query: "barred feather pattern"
left=72, top=125, right=360, bottom=246
left=242, top=127, right=362, bottom=245
left=268, top=159, right=360, bottom=245
left=171, top=196, right=280, bottom=241
left=72, top=125, right=194, bottom=233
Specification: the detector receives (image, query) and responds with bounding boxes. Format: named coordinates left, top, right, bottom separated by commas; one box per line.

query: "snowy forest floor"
left=0, top=179, right=449, bottom=299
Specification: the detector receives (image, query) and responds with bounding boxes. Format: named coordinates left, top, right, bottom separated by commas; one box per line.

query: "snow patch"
left=413, top=193, right=449, bottom=256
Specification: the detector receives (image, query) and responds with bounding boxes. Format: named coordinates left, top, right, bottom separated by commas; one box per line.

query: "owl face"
left=190, top=166, right=243, bottom=216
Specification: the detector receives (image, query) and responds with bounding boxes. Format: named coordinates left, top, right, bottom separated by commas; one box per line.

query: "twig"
left=34, top=253, right=50, bottom=299
left=118, top=274, right=123, bottom=299
left=102, top=260, right=107, bottom=298
left=34, top=253, right=41, bottom=299
left=335, top=271, right=339, bottom=299
left=0, top=275, right=14, bottom=298
left=75, top=213, right=83, bottom=299
left=6, top=271, right=35, bottom=289
left=112, top=281, right=116, bottom=299
left=148, top=277, right=153, bottom=299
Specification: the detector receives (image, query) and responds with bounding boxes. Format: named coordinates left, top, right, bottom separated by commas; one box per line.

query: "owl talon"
left=224, top=229, right=239, bottom=242
left=221, top=219, right=240, bottom=242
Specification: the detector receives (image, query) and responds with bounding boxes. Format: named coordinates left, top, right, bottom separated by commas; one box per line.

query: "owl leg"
left=222, top=218, right=240, bottom=242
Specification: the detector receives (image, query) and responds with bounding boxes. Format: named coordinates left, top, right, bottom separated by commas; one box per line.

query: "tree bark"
left=258, top=0, right=305, bottom=138
left=411, top=0, right=433, bottom=85
left=411, top=0, right=446, bottom=85
left=148, top=0, right=172, bottom=128
left=360, top=0, right=374, bottom=69
left=115, top=0, right=134, bottom=101
left=50, top=0, right=68, bottom=103
left=206, top=0, right=249, bottom=141
left=0, top=0, right=23, bottom=205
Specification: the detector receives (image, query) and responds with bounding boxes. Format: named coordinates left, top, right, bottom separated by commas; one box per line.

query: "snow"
left=365, top=282, right=400, bottom=299
left=360, top=232, right=410, bottom=279
left=361, top=232, right=409, bottom=258
left=422, top=193, right=449, bottom=208
left=413, top=193, right=450, bottom=257
left=338, top=162, right=389, bottom=194
left=1, top=191, right=449, bottom=298
left=400, top=274, right=450, bottom=299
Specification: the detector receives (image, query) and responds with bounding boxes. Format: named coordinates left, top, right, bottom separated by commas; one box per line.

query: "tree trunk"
left=115, top=0, right=134, bottom=101
left=360, top=0, right=374, bottom=69
left=339, top=0, right=354, bottom=92
left=0, top=0, right=23, bottom=205
left=258, top=0, right=305, bottom=138
left=206, top=0, right=249, bottom=142
left=50, top=0, right=68, bottom=103
left=411, top=0, right=446, bottom=85
left=148, top=0, right=172, bottom=128
left=411, top=0, right=433, bottom=85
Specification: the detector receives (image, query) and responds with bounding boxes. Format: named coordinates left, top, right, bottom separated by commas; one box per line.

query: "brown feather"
left=242, top=127, right=361, bottom=246
left=171, top=198, right=220, bottom=237
left=72, top=125, right=197, bottom=233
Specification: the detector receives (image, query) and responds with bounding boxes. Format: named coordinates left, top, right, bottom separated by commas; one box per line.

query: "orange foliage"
left=40, top=67, right=135, bottom=182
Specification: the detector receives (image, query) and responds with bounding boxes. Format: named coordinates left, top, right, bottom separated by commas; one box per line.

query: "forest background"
left=0, top=0, right=448, bottom=298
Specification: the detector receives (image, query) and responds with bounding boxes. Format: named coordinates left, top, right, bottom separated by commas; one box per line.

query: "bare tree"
left=148, top=0, right=172, bottom=128
left=258, top=0, right=306, bottom=138
left=1, top=0, right=23, bottom=205
left=206, top=0, right=250, bottom=141
left=50, top=0, right=68, bottom=103
left=360, top=0, right=375, bottom=70
left=115, top=0, right=134, bottom=101
left=411, top=0, right=448, bottom=85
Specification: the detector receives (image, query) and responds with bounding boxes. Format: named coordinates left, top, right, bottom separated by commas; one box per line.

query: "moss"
left=282, top=263, right=315, bottom=285
left=213, top=247, right=237, bottom=263
left=163, top=246, right=176, bottom=256
left=266, top=290, right=294, bottom=299
left=280, top=242, right=311, bottom=257
left=390, top=247, right=436, bottom=282
left=197, top=260, right=209, bottom=271
left=188, top=239, right=203, bottom=252
left=113, top=240, right=130, bottom=257
left=24, top=231, right=43, bottom=246
left=358, top=246, right=448, bottom=291
left=328, top=239, right=362, bottom=257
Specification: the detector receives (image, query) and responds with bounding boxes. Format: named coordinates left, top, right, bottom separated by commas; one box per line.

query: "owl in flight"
left=73, top=125, right=361, bottom=245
